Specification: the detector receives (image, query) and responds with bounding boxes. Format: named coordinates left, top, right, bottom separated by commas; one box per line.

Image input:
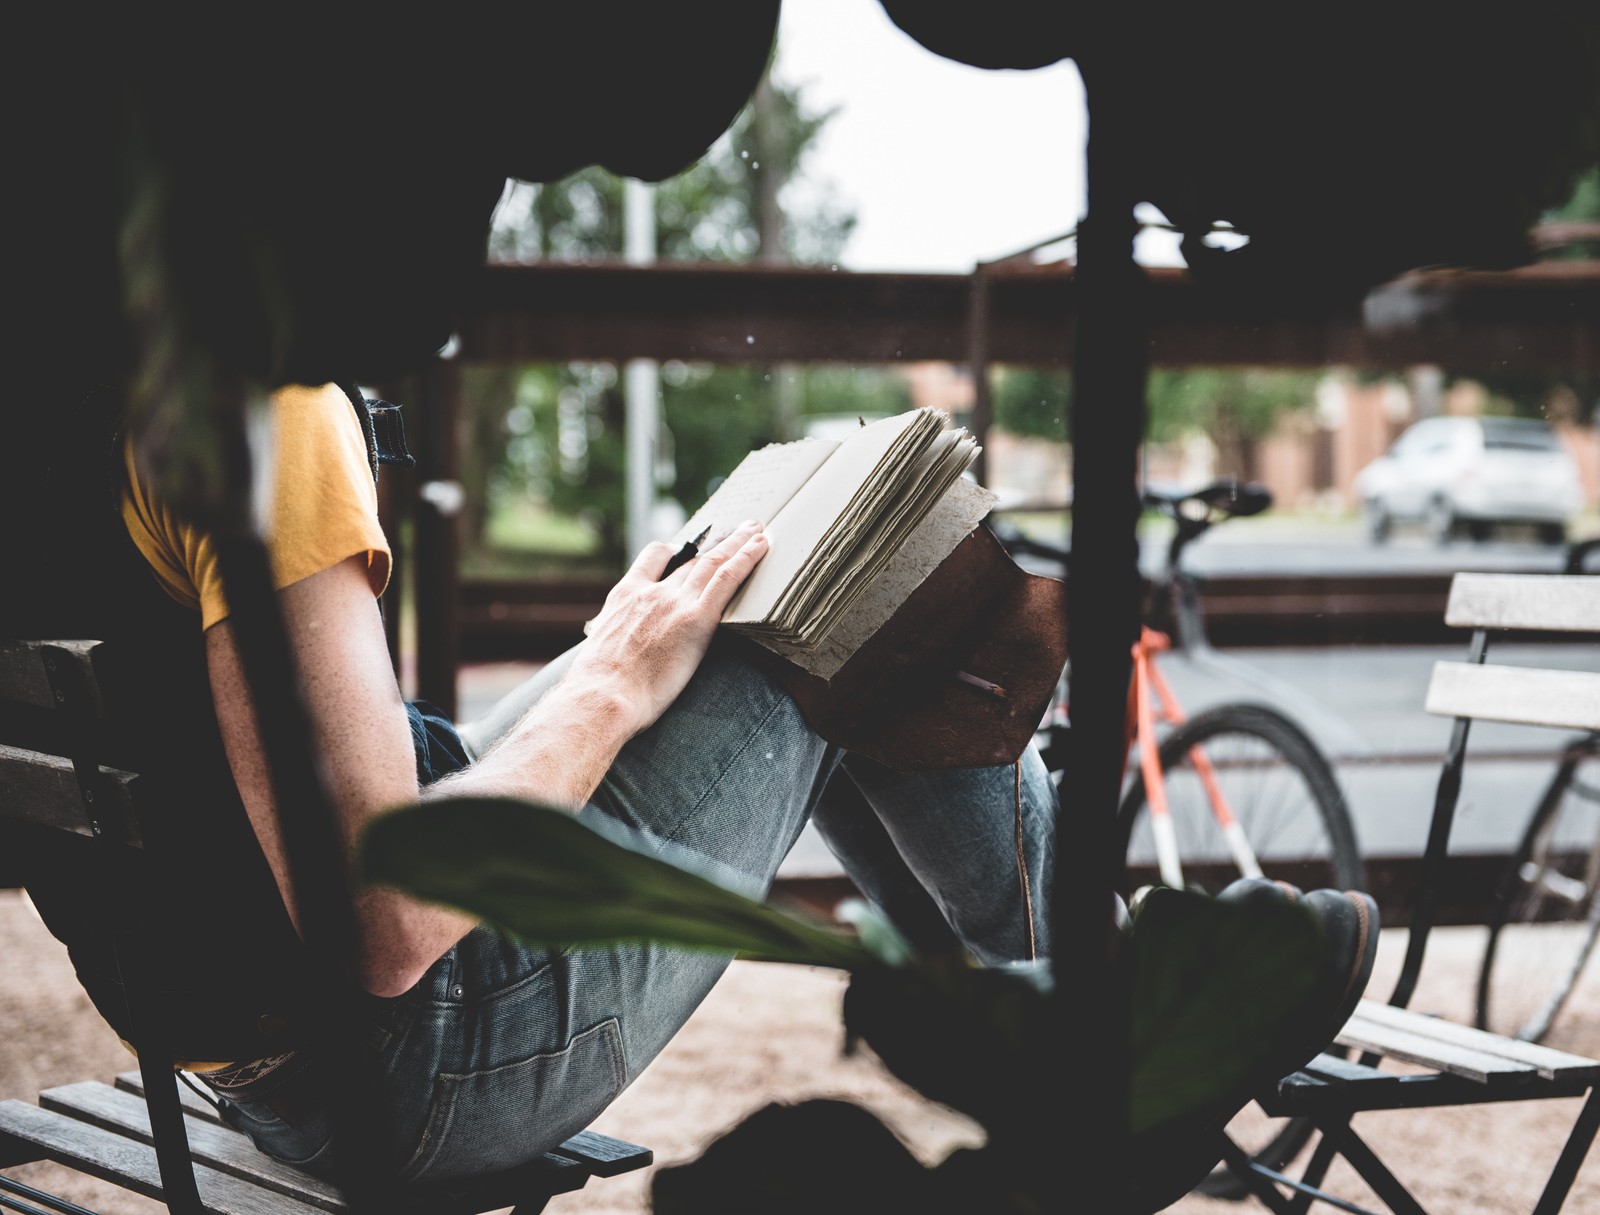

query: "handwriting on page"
left=674, top=438, right=839, bottom=548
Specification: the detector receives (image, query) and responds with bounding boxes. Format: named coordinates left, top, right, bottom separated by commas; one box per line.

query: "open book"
left=671, top=408, right=996, bottom=678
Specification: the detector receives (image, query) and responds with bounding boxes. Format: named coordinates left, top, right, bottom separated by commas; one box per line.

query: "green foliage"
left=993, top=367, right=1072, bottom=441
left=1550, top=164, right=1600, bottom=222
left=487, top=77, right=852, bottom=265
left=468, top=75, right=875, bottom=566
left=1122, top=886, right=1320, bottom=1135
left=1145, top=369, right=1322, bottom=478
left=360, top=798, right=877, bottom=970
left=1542, top=164, right=1600, bottom=260
left=1446, top=370, right=1600, bottom=426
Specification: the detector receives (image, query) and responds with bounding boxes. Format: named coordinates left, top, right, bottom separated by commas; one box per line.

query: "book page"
left=671, top=436, right=840, bottom=550
left=748, top=475, right=998, bottom=677
left=777, top=429, right=975, bottom=643
left=722, top=410, right=930, bottom=625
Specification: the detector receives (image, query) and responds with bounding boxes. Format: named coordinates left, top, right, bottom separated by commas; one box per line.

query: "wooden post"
left=414, top=356, right=463, bottom=719
left=1058, top=66, right=1149, bottom=1206
left=965, top=265, right=993, bottom=486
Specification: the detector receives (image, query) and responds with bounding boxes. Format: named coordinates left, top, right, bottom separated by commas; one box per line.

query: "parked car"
left=1353, top=415, right=1585, bottom=545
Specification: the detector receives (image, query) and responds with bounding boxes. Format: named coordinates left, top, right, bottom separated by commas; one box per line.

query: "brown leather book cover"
left=761, top=524, right=1068, bottom=771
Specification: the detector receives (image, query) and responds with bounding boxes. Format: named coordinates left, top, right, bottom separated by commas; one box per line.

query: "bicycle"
left=1474, top=537, right=1600, bottom=1045
left=994, top=479, right=1367, bottom=897
left=992, top=477, right=1367, bottom=1198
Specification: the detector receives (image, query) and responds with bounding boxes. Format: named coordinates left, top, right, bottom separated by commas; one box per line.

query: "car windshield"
left=1480, top=418, right=1562, bottom=452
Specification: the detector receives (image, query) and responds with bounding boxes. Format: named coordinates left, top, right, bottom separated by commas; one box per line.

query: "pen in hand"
left=660, top=524, right=713, bottom=581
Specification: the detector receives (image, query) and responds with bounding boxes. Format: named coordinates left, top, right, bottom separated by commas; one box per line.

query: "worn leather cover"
left=763, top=524, right=1068, bottom=771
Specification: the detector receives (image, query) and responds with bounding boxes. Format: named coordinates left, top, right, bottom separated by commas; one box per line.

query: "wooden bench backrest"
left=0, top=638, right=144, bottom=846
left=1425, top=574, right=1600, bottom=732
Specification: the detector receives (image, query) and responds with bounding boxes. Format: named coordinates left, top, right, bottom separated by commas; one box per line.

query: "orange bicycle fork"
left=1128, top=627, right=1263, bottom=889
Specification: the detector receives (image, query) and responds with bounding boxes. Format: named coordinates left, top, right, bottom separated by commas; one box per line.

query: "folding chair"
left=1222, top=572, right=1600, bottom=1214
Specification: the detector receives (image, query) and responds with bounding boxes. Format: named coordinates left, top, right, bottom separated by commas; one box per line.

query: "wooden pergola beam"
left=454, top=260, right=1600, bottom=373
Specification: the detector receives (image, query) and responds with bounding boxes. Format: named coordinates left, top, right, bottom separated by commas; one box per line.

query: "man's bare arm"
left=208, top=521, right=768, bottom=998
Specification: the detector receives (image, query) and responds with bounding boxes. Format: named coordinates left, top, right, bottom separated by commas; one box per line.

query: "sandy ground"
left=3, top=889, right=1598, bottom=1214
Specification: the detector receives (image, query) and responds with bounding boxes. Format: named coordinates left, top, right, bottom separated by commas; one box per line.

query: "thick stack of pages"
left=671, top=408, right=993, bottom=675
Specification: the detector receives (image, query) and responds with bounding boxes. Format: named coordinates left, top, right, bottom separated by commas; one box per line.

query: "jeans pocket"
left=400, top=1017, right=626, bottom=1182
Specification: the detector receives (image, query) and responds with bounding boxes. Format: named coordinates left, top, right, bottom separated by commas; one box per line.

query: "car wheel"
left=1425, top=497, right=1456, bottom=546
left=1363, top=499, right=1392, bottom=545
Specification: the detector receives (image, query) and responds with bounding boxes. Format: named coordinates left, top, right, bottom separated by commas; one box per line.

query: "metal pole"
left=624, top=178, right=660, bottom=557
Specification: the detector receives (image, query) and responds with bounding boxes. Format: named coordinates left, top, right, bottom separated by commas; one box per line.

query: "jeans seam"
left=659, top=693, right=791, bottom=848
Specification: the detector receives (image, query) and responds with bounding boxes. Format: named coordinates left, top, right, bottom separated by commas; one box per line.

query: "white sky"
left=770, top=0, right=1184, bottom=271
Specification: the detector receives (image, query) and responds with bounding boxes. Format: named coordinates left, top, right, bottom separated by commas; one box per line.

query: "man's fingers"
left=696, top=531, right=768, bottom=608
left=630, top=540, right=680, bottom=583
left=684, top=521, right=762, bottom=589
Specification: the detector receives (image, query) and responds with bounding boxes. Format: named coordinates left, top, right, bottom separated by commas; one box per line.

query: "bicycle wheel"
left=1475, top=735, right=1600, bottom=1045
left=1118, top=702, right=1366, bottom=897
left=1117, top=702, right=1366, bottom=1198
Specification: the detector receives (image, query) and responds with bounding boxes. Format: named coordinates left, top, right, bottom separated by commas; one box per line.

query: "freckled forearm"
left=424, top=673, right=639, bottom=812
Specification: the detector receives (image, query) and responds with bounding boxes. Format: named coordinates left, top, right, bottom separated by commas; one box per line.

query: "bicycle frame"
left=1129, top=624, right=1265, bottom=889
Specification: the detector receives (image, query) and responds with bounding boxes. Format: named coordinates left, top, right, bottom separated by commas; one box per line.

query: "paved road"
left=1171, top=515, right=1589, bottom=577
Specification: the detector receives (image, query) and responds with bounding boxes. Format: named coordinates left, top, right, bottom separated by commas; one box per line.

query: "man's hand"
left=570, top=520, right=769, bottom=737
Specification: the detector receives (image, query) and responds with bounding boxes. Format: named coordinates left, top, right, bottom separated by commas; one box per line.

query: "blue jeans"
left=213, top=633, right=1057, bottom=1181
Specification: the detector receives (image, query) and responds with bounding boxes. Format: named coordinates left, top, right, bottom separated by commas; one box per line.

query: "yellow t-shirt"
left=120, top=384, right=392, bottom=626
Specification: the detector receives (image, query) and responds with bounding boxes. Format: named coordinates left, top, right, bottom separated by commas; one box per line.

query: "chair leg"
left=1318, top=1119, right=1429, bottom=1215
left=114, top=932, right=203, bottom=1215
left=1532, top=1087, right=1600, bottom=1215
left=1218, top=1134, right=1295, bottom=1213
left=135, top=1051, right=203, bottom=1215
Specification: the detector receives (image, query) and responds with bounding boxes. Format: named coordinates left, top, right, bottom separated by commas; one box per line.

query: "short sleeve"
left=120, top=384, right=392, bottom=629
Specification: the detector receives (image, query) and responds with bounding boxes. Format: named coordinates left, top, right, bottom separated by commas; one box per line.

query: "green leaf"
left=833, top=898, right=917, bottom=968
left=842, top=958, right=1054, bottom=1140
left=1126, top=887, right=1325, bottom=1134
left=359, top=797, right=877, bottom=970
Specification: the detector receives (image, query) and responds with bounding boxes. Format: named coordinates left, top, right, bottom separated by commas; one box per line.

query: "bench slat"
left=116, top=1072, right=222, bottom=1123
left=551, top=1127, right=653, bottom=1176
left=0, top=744, right=142, bottom=842
left=41, top=1082, right=345, bottom=1213
left=1348, top=999, right=1600, bottom=1082
left=0, top=1098, right=327, bottom=1215
left=1424, top=661, right=1600, bottom=732
left=0, top=641, right=102, bottom=713
left=1445, top=573, right=1600, bottom=633
left=1333, top=1013, right=1537, bottom=1084
left=114, top=1072, right=648, bottom=1206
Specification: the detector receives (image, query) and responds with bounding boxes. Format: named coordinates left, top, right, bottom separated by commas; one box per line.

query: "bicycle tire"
left=1475, top=734, right=1600, bottom=1045
left=1117, top=702, right=1366, bottom=1199
left=1118, top=702, right=1367, bottom=896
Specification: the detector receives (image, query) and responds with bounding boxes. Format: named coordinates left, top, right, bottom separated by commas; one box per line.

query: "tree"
left=466, top=73, right=860, bottom=568
left=993, top=367, right=1073, bottom=441
left=1145, top=369, right=1323, bottom=481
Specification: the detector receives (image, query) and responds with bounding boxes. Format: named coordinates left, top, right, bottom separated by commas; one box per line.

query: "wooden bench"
left=0, top=1071, right=649, bottom=1215
left=1219, top=573, right=1600, bottom=1214
left=0, top=638, right=652, bottom=1215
